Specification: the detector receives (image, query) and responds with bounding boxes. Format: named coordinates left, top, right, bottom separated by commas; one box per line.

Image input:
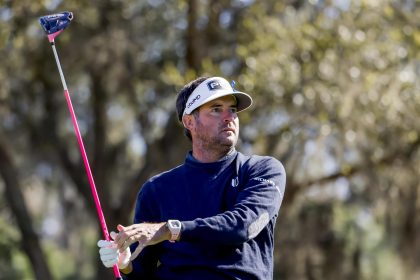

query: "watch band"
left=167, top=219, right=181, bottom=242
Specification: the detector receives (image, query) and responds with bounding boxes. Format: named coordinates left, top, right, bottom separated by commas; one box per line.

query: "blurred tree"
left=0, top=140, right=52, bottom=279
left=0, top=0, right=418, bottom=279
left=233, top=1, right=419, bottom=279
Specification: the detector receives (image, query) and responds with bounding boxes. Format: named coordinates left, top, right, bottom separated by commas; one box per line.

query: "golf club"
left=39, top=12, right=122, bottom=280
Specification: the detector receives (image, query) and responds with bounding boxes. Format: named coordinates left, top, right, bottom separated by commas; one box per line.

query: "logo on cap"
left=187, top=94, right=201, bottom=109
left=207, top=80, right=223, bottom=91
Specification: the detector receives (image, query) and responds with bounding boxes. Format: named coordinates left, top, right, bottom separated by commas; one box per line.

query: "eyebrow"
left=208, top=101, right=238, bottom=108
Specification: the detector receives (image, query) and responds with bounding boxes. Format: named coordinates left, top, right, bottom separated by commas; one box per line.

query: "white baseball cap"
left=183, top=77, right=253, bottom=115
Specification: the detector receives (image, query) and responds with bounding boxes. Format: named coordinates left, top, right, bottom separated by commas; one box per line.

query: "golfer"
left=98, top=76, right=286, bottom=279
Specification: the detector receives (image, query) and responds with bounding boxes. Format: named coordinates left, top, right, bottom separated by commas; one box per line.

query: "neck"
left=192, top=145, right=235, bottom=163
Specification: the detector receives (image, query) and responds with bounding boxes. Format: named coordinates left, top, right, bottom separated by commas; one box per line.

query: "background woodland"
left=0, top=0, right=419, bottom=279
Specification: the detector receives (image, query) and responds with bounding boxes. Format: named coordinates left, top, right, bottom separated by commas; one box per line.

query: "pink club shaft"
left=50, top=43, right=122, bottom=279
left=63, top=88, right=110, bottom=239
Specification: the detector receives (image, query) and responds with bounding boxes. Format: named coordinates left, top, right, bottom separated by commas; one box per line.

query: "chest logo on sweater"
left=231, top=177, right=239, bottom=187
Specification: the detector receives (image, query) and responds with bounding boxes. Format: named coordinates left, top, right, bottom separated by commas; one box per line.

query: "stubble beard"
left=194, top=120, right=238, bottom=156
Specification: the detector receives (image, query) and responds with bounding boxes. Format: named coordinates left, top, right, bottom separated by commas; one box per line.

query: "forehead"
left=200, top=95, right=237, bottom=109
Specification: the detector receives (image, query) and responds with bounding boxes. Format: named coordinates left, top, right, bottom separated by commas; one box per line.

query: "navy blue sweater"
left=125, top=150, right=286, bottom=280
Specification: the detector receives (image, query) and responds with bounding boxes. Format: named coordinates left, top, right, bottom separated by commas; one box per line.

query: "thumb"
left=117, top=224, right=126, bottom=232
left=110, top=231, right=117, bottom=240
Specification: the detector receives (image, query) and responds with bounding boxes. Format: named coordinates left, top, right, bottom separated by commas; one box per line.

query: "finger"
left=99, top=247, right=118, bottom=255
left=100, top=250, right=118, bottom=268
left=116, top=228, right=140, bottom=251
left=97, top=240, right=113, bottom=248
left=110, top=231, right=117, bottom=240
left=115, top=232, right=130, bottom=251
left=110, top=225, right=125, bottom=243
left=100, top=253, right=118, bottom=263
left=118, top=224, right=142, bottom=236
left=119, top=230, right=150, bottom=253
left=102, top=257, right=118, bottom=268
left=119, top=235, right=137, bottom=253
left=129, top=244, right=145, bottom=261
left=114, top=225, right=132, bottom=248
left=119, top=224, right=142, bottom=232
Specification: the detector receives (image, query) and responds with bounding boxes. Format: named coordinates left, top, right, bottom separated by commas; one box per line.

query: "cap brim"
left=233, top=91, right=253, bottom=112
left=193, top=91, right=253, bottom=113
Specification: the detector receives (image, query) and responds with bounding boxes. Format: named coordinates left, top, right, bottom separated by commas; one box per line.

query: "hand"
left=97, top=231, right=131, bottom=269
left=114, top=223, right=170, bottom=260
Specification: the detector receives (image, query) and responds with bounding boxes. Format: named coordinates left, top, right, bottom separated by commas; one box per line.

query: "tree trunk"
left=0, top=141, right=53, bottom=280
left=186, top=0, right=201, bottom=71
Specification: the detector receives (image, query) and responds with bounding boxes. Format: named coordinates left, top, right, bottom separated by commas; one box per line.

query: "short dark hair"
left=176, top=76, right=208, bottom=141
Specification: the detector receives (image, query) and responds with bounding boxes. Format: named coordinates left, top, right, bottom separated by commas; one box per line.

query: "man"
left=98, top=76, right=286, bottom=279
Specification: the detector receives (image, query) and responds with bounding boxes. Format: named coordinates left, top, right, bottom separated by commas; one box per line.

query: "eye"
left=211, top=107, right=223, bottom=113
left=230, top=107, right=238, bottom=114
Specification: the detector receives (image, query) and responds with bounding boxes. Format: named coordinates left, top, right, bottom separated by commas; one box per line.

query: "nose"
left=223, top=110, right=237, bottom=123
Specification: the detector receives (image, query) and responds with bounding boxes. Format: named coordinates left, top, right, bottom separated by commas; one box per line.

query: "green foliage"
left=0, top=0, right=419, bottom=279
left=0, top=216, right=28, bottom=279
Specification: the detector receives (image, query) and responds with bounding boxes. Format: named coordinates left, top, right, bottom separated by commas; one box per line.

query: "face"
left=185, top=95, right=239, bottom=150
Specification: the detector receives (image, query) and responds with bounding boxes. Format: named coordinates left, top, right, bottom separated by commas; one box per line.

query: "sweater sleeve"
left=124, top=183, right=160, bottom=279
left=180, top=156, right=286, bottom=245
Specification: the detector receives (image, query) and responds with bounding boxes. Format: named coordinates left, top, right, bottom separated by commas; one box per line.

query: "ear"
left=182, top=115, right=194, bottom=130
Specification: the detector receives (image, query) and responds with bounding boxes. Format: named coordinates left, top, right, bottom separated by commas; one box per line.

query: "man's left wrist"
left=166, top=220, right=182, bottom=242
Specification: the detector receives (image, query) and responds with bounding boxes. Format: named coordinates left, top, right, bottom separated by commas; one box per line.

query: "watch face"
left=170, top=220, right=181, bottom=228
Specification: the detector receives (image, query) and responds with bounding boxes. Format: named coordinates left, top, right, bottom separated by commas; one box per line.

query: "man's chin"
left=220, top=136, right=237, bottom=147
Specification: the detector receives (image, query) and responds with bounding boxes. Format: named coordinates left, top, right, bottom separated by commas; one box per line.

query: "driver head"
left=39, top=11, right=73, bottom=42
